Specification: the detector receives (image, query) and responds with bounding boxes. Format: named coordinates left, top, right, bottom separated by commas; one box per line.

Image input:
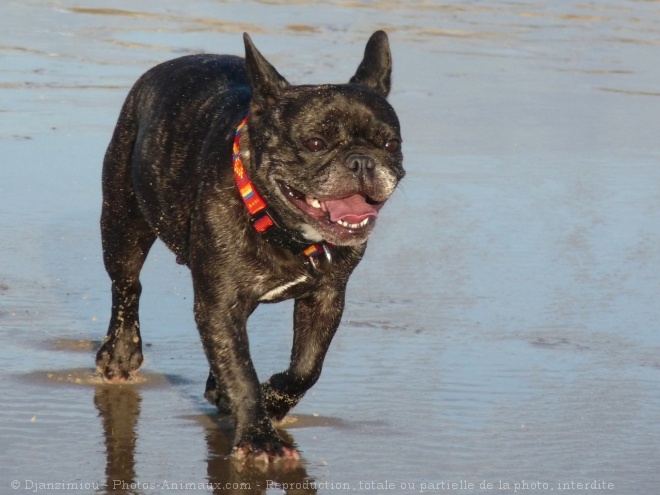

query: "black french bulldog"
left=96, top=31, right=405, bottom=461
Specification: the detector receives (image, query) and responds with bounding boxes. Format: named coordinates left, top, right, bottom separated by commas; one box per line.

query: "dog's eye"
left=304, top=138, right=327, bottom=152
left=384, top=139, right=400, bottom=153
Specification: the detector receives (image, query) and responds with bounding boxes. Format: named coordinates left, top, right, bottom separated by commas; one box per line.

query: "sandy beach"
left=1, top=1, right=659, bottom=493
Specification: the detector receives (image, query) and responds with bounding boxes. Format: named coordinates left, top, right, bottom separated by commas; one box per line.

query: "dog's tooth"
left=305, top=196, right=321, bottom=209
left=335, top=218, right=373, bottom=229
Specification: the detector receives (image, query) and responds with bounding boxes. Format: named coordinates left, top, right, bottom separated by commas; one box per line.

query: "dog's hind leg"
left=96, top=95, right=157, bottom=382
left=204, top=370, right=231, bottom=414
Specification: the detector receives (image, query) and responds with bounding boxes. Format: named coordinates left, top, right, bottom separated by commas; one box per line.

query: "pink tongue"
left=322, top=194, right=380, bottom=223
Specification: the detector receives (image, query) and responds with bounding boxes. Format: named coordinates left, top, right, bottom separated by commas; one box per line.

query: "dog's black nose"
left=346, top=154, right=376, bottom=174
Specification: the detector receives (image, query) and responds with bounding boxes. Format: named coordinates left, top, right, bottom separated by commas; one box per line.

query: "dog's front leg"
left=263, top=284, right=347, bottom=421
left=193, top=284, right=298, bottom=461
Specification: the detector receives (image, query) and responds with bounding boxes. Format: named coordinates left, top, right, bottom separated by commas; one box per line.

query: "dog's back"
left=102, top=54, right=250, bottom=262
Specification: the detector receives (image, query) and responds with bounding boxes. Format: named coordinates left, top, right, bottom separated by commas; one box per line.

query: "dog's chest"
left=259, top=275, right=310, bottom=302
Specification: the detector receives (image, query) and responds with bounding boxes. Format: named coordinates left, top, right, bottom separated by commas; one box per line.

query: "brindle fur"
left=96, top=31, right=404, bottom=461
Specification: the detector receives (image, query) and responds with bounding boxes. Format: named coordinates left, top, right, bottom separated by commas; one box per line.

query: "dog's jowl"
left=96, top=31, right=405, bottom=461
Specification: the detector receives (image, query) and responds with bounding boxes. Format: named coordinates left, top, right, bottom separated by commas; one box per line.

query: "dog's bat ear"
left=349, top=30, right=392, bottom=98
left=243, top=33, right=290, bottom=112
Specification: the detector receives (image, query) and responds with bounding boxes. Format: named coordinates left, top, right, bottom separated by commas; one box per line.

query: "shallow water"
left=1, top=1, right=659, bottom=494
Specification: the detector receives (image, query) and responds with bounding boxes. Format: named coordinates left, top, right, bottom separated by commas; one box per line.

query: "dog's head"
left=242, top=31, right=405, bottom=247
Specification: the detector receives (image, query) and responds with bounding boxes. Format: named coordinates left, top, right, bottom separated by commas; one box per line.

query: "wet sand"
left=1, top=1, right=659, bottom=494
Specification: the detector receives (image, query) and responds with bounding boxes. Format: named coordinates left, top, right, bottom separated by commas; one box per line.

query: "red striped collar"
left=232, top=116, right=332, bottom=271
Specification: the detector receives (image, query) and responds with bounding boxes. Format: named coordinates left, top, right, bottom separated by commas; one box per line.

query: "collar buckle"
left=303, top=242, right=333, bottom=272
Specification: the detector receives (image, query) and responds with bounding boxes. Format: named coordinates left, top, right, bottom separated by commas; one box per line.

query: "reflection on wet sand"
left=94, top=385, right=317, bottom=495
left=94, top=385, right=140, bottom=495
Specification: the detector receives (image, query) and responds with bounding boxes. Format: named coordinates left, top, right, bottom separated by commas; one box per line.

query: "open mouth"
left=277, top=181, right=385, bottom=234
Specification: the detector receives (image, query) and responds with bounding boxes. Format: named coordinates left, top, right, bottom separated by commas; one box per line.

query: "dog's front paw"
left=262, top=379, right=303, bottom=422
left=232, top=426, right=300, bottom=463
left=95, top=336, right=143, bottom=382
